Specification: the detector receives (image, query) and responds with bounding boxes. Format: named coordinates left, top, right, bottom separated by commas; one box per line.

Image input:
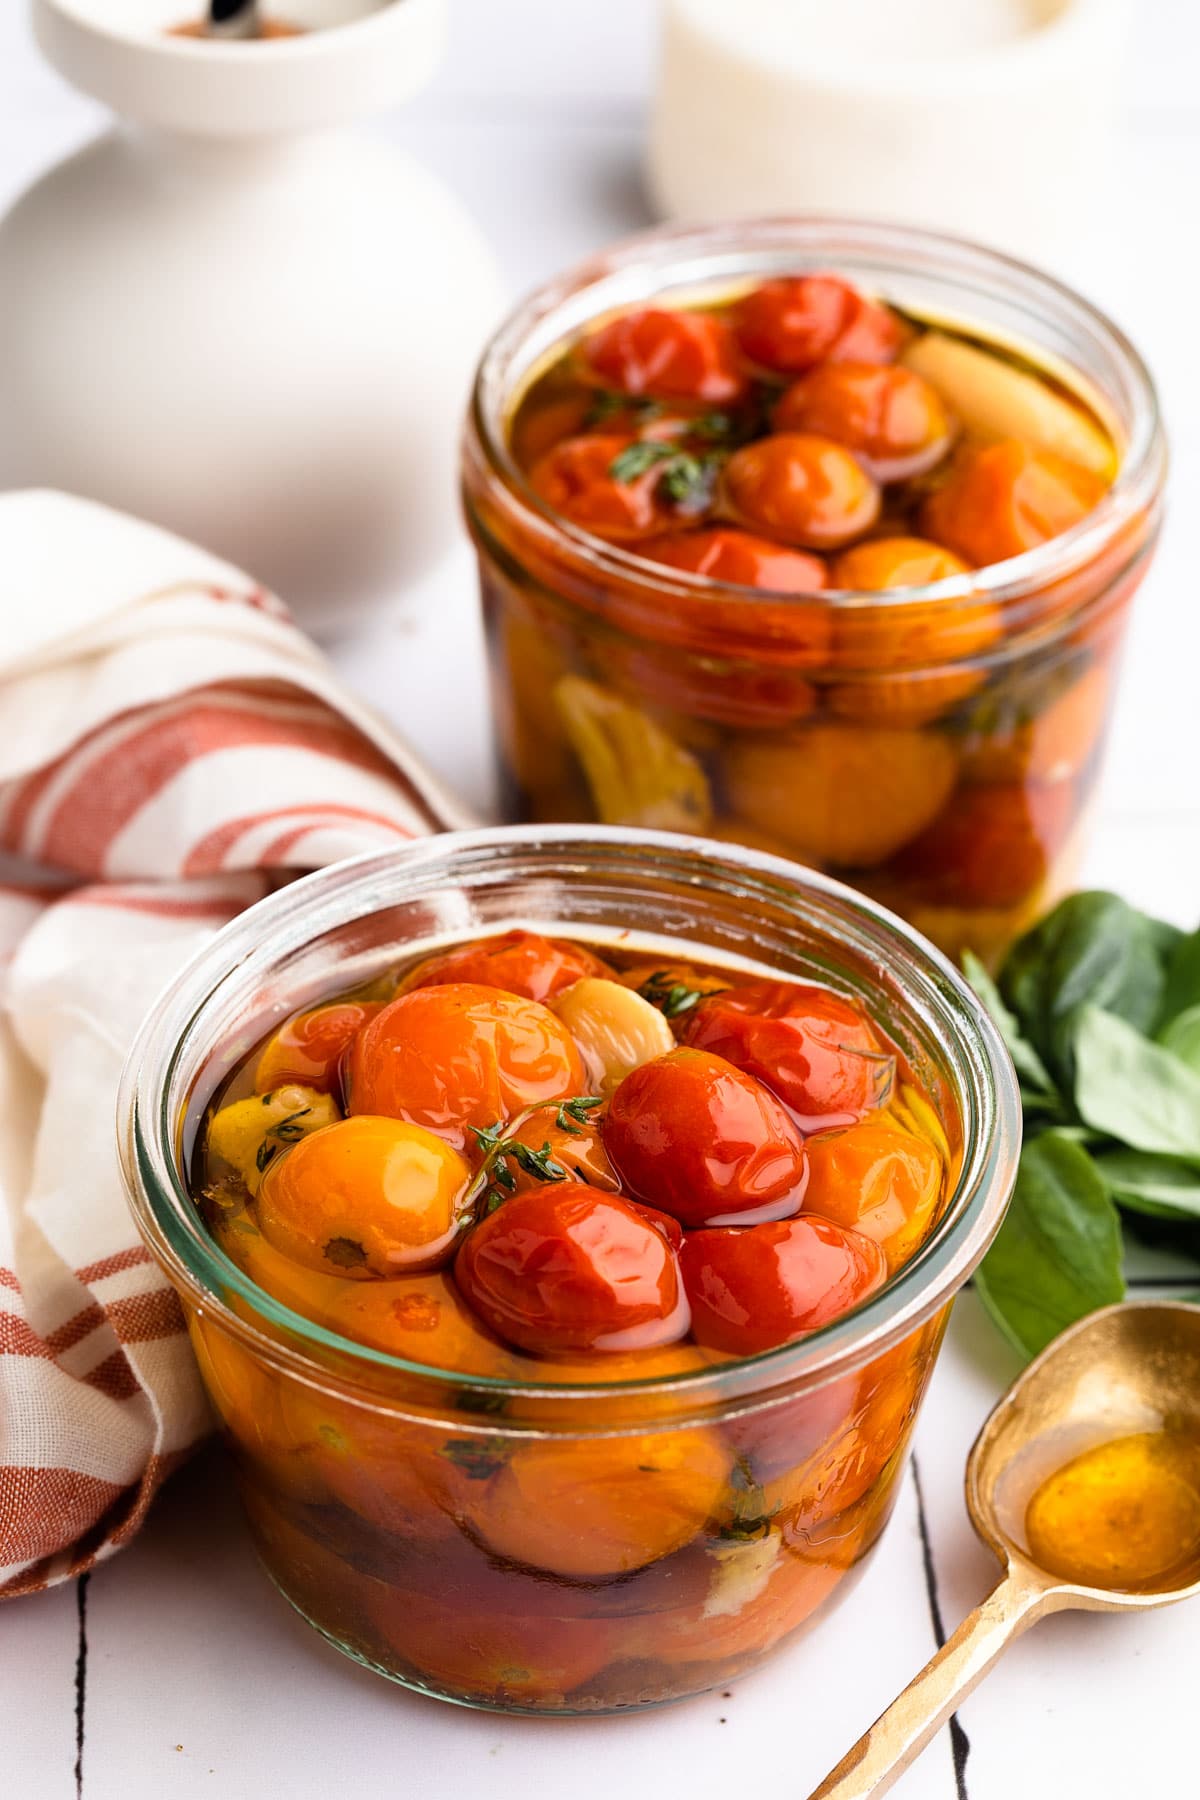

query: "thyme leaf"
left=638, top=970, right=710, bottom=1019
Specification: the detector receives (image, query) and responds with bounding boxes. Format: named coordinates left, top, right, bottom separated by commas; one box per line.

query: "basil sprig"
left=964, top=891, right=1200, bottom=1359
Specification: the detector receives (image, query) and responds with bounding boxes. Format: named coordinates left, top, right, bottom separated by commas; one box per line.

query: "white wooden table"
left=2, top=5, right=1198, bottom=1796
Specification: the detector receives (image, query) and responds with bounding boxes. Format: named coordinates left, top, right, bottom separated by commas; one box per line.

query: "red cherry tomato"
left=682, top=981, right=894, bottom=1130
left=679, top=1215, right=886, bottom=1355
left=454, top=1183, right=690, bottom=1354
left=774, top=363, right=955, bottom=484
left=733, top=277, right=902, bottom=375
left=724, top=434, right=881, bottom=550
left=502, top=1107, right=620, bottom=1195
left=920, top=440, right=1107, bottom=568
left=893, top=779, right=1076, bottom=910
left=528, top=434, right=687, bottom=540
left=582, top=307, right=747, bottom=404
left=401, top=930, right=611, bottom=1005
left=635, top=527, right=828, bottom=593
left=346, top=984, right=585, bottom=1153
left=604, top=1047, right=809, bottom=1227
left=254, top=1000, right=382, bottom=1095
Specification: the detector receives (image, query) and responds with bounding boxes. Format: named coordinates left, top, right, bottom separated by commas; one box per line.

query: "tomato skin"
left=635, top=526, right=828, bottom=593
left=346, top=983, right=585, bottom=1153
left=682, top=981, right=894, bottom=1130
left=733, top=277, right=902, bottom=375
left=254, top=1000, right=382, bottom=1095
left=921, top=439, right=1106, bottom=568
left=255, top=1116, right=471, bottom=1279
left=775, top=363, right=955, bottom=485
left=724, top=434, right=881, bottom=550
left=803, top=1121, right=943, bottom=1272
left=680, top=1215, right=887, bottom=1355
left=454, top=1183, right=689, bottom=1354
left=529, top=434, right=684, bottom=540
left=401, top=930, right=610, bottom=1005
left=582, top=307, right=747, bottom=404
left=604, top=1047, right=809, bottom=1228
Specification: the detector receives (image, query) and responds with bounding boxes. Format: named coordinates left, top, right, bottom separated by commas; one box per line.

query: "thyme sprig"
left=465, top=1094, right=604, bottom=1219
left=254, top=1105, right=314, bottom=1174
left=608, top=440, right=725, bottom=512
left=637, top=970, right=712, bottom=1020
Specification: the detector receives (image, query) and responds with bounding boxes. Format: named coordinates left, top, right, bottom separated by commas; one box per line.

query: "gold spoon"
left=809, top=1300, right=1200, bottom=1800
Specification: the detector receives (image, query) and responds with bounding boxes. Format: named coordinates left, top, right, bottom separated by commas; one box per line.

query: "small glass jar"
left=119, top=827, right=1019, bottom=1714
left=462, top=219, right=1166, bottom=964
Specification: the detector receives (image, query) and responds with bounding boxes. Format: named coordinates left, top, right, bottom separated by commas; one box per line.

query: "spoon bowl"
left=810, top=1300, right=1200, bottom=1798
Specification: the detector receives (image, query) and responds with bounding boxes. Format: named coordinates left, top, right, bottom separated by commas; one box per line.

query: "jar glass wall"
left=119, top=828, right=1020, bottom=1712
left=462, top=221, right=1166, bottom=964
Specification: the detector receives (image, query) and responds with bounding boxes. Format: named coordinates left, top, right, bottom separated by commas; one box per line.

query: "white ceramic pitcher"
left=0, top=0, right=503, bottom=639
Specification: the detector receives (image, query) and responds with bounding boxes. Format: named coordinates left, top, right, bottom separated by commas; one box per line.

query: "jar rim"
left=466, top=215, right=1166, bottom=620
left=118, top=826, right=1021, bottom=1426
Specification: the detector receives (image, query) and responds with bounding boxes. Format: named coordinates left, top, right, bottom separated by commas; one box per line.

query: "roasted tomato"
left=454, top=1183, right=690, bottom=1355
left=401, top=929, right=610, bottom=1005
left=892, top=779, right=1076, bottom=910
left=680, top=1215, right=887, bottom=1355
left=921, top=439, right=1106, bottom=568
left=774, top=363, right=955, bottom=484
left=635, top=526, right=828, bottom=592
left=682, top=981, right=895, bottom=1130
left=254, top=1000, right=382, bottom=1096
left=528, top=433, right=687, bottom=540
left=604, top=1047, right=809, bottom=1227
left=803, top=1121, right=943, bottom=1271
left=733, top=276, right=902, bottom=375
left=500, top=1105, right=620, bottom=1194
left=828, top=538, right=1003, bottom=728
left=346, top=983, right=585, bottom=1152
left=582, top=306, right=747, bottom=404
left=724, top=434, right=881, bottom=550
left=467, top=1426, right=730, bottom=1577
left=255, top=1116, right=471, bottom=1278
left=368, top=1588, right=618, bottom=1707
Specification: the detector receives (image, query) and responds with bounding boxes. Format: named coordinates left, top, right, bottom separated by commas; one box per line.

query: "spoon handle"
left=807, top=1568, right=1058, bottom=1799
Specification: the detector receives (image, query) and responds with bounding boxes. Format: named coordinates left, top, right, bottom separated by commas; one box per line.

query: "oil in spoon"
left=1025, top=1428, right=1200, bottom=1593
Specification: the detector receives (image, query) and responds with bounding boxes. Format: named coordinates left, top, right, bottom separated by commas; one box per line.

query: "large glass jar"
left=462, top=220, right=1166, bottom=964
left=119, top=827, right=1019, bottom=1714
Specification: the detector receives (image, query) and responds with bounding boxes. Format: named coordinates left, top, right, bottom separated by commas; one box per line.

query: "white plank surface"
left=1, top=3, right=1198, bottom=1797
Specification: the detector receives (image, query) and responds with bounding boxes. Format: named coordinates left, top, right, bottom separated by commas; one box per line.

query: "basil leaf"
left=1093, top=1147, right=1200, bottom=1220
left=975, top=1132, right=1124, bottom=1360
left=1158, top=927, right=1200, bottom=1030
left=962, top=950, right=1060, bottom=1101
left=1073, top=1004, right=1200, bottom=1158
left=1157, top=1002, right=1200, bottom=1074
left=1000, top=892, right=1171, bottom=1086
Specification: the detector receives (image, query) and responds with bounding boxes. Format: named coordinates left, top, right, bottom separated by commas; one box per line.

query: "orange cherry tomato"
left=803, top=1121, right=943, bottom=1271
left=582, top=307, right=747, bottom=404
left=346, top=983, right=585, bottom=1153
left=921, top=439, right=1107, bottom=568
left=604, top=1047, right=809, bottom=1227
left=733, top=276, right=902, bottom=374
left=367, top=1587, right=618, bottom=1707
left=467, top=1426, right=730, bottom=1577
left=253, top=999, right=382, bottom=1095
left=401, top=929, right=611, bottom=1005
left=774, top=363, right=955, bottom=484
left=682, top=981, right=895, bottom=1130
left=255, top=1116, right=471, bottom=1279
left=679, top=1215, right=886, bottom=1355
left=501, top=1106, right=620, bottom=1194
left=724, top=434, right=881, bottom=550
left=454, top=1183, right=689, bottom=1355
left=528, top=433, right=687, bottom=540
left=893, top=778, right=1076, bottom=910
left=635, top=526, right=828, bottom=592
left=828, top=538, right=1003, bottom=728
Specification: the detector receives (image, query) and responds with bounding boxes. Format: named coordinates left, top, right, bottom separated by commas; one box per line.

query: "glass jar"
left=462, top=219, right=1166, bottom=965
left=118, top=826, right=1019, bottom=1714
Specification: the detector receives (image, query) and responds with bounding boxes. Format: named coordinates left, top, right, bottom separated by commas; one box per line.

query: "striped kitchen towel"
left=0, top=492, right=470, bottom=1597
